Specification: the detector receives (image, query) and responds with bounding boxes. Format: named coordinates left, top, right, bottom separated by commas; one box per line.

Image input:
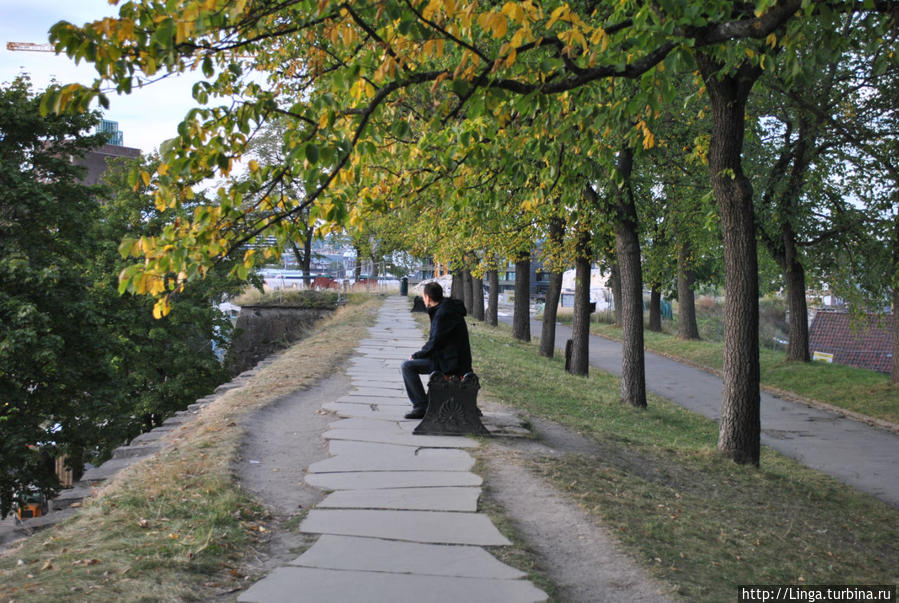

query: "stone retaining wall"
left=226, top=306, right=333, bottom=376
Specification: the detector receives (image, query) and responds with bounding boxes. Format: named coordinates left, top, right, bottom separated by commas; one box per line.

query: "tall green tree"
left=0, top=78, right=238, bottom=517
left=0, top=77, right=109, bottom=517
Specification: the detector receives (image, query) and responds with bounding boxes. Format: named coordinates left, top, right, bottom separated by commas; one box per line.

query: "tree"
left=0, top=78, right=240, bottom=517
left=0, top=77, right=110, bottom=516
left=46, top=0, right=895, bottom=463
left=539, top=216, right=565, bottom=358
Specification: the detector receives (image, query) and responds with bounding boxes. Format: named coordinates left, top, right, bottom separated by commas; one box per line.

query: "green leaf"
left=305, top=143, right=319, bottom=164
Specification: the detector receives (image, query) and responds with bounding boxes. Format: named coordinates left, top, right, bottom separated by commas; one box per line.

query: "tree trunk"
left=698, top=55, right=762, bottom=466
left=612, top=147, right=647, bottom=408
left=648, top=285, right=662, bottom=332
left=610, top=260, right=622, bottom=327
left=472, top=275, right=485, bottom=321
left=462, top=269, right=473, bottom=314
left=353, top=245, right=362, bottom=281
left=302, top=226, right=313, bottom=286
left=892, top=210, right=899, bottom=385
left=568, top=244, right=592, bottom=376
left=540, top=217, right=565, bottom=358
left=783, top=234, right=810, bottom=362
left=676, top=239, right=701, bottom=340
left=451, top=270, right=463, bottom=300
left=513, top=254, right=531, bottom=342
left=486, top=270, right=499, bottom=327
left=540, top=272, right=563, bottom=358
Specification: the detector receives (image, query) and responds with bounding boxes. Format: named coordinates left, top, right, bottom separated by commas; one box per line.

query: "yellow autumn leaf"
left=152, top=296, right=171, bottom=319
left=546, top=4, right=569, bottom=29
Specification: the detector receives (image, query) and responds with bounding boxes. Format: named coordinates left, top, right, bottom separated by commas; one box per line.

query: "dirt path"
left=237, top=364, right=674, bottom=601
left=480, top=405, right=674, bottom=603
left=234, top=374, right=349, bottom=576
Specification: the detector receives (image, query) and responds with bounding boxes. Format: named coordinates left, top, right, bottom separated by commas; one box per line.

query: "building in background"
left=75, top=119, right=141, bottom=185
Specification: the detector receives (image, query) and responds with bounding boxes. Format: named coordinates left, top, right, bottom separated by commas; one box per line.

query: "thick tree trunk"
left=568, top=249, right=592, bottom=376
left=462, top=269, right=473, bottom=314
left=302, top=228, right=313, bottom=285
left=760, top=114, right=814, bottom=362
left=472, top=275, right=485, bottom=321
left=676, top=240, right=701, bottom=340
left=648, top=286, right=662, bottom=332
left=892, top=286, right=899, bottom=386
left=540, top=272, right=563, bottom=358
left=892, top=210, right=899, bottom=385
left=613, top=148, right=647, bottom=408
left=451, top=270, right=464, bottom=300
left=783, top=239, right=810, bottom=362
left=698, top=55, right=762, bottom=466
left=486, top=270, right=499, bottom=327
left=540, top=217, right=565, bottom=358
left=513, top=254, right=531, bottom=342
left=610, top=261, right=622, bottom=327
left=353, top=245, right=362, bottom=281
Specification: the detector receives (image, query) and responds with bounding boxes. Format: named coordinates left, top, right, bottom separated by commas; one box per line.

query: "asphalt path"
left=497, top=314, right=899, bottom=509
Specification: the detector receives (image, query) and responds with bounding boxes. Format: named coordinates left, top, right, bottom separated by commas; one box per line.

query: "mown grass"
left=468, top=321, right=899, bottom=602
left=0, top=297, right=381, bottom=602
left=589, top=322, right=899, bottom=425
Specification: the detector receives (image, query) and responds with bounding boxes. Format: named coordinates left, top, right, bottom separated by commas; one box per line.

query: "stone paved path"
left=239, top=297, right=547, bottom=602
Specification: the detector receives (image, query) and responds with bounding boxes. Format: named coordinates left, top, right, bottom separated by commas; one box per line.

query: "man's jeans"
left=401, top=358, right=432, bottom=408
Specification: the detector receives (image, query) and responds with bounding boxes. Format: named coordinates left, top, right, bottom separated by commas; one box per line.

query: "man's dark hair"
left=423, top=281, right=444, bottom=302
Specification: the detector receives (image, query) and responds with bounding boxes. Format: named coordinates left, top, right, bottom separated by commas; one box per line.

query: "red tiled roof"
left=808, top=311, right=893, bottom=374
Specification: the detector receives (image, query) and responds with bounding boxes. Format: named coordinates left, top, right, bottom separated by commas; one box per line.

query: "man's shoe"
left=404, top=407, right=426, bottom=420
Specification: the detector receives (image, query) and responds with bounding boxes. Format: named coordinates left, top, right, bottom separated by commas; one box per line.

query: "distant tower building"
left=97, top=119, right=124, bottom=146
left=75, top=119, right=141, bottom=185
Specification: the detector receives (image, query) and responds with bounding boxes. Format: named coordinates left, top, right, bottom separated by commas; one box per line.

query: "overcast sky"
left=0, top=0, right=201, bottom=153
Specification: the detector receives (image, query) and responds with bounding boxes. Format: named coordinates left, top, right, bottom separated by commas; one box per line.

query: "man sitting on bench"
left=401, top=281, right=472, bottom=420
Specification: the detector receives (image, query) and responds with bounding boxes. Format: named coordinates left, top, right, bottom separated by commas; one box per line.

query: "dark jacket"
left=411, top=298, right=472, bottom=375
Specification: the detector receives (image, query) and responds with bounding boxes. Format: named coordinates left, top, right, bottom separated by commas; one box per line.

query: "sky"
left=0, top=0, right=201, bottom=153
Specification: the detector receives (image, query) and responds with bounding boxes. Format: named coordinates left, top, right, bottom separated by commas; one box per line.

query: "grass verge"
left=469, top=320, right=899, bottom=602
left=0, top=297, right=380, bottom=602
left=588, top=322, right=899, bottom=426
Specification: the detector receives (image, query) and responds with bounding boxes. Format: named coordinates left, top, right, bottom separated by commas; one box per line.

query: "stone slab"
left=130, top=429, right=171, bottom=445
left=347, top=387, right=407, bottom=397
left=348, top=381, right=406, bottom=390
left=326, top=417, right=409, bottom=432
left=322, top=402, right=411, bottom=419
left=238, top=566, right=545, bottom=603
left=365, top=329, right=425, bottom=337
left=336, top=396, right=409, bottom=407
left=112, top=443, right=161, bottom=460
left=357, top=343, right=420, bottom=352
left=291, top=535, right=524, bottom=579
left=311, top=446, right=474, bottom=473
left=308, top=452, right=474, bottom=473
left=324, top=429, right=479, bottom=449
left=358, top=352, right=416, bottom=360
left=300, top=509, right=512, bottom=546
left=325, top=439, right=421, bottom=457
left=305, top=471, right=483, bottom=490
left=51, top=486, right=93, bottom=510
left=318, top=487, right=480, bottom=511
left=79, top=457, right=139, bottom=483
